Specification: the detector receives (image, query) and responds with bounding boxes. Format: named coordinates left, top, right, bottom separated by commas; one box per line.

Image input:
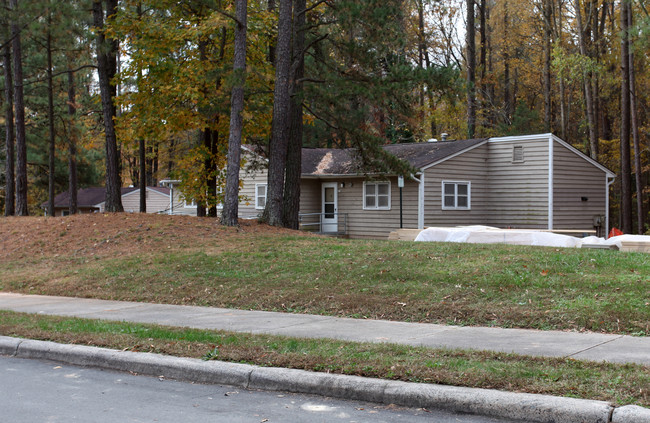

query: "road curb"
left=2, top=336, right=648, bottom=423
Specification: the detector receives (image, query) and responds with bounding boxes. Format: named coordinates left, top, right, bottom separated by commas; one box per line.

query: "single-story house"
left=46, top=186, right=195, bottom=216
left=241, top=133, right=616, bottom=239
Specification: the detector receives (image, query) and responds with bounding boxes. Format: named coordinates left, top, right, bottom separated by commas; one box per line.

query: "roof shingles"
left=302, top=139, right=487, bottom=176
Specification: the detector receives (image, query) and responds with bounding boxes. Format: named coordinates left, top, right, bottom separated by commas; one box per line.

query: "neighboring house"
left=47, top=186, right=175, bottom=216
left=241, top=133, right=616, bottom=239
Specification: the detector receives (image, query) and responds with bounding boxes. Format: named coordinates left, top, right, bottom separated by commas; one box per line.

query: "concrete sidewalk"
left=1, top=292, right=648, bottom=366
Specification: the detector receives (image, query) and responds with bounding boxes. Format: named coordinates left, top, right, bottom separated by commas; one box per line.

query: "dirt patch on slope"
left=0, top=213, right=304, bottom=262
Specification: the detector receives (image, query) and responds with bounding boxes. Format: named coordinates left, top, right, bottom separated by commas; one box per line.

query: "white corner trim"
left=410, top=173, right=424, bottom=229
left=548, top=135, right=554, bottom=230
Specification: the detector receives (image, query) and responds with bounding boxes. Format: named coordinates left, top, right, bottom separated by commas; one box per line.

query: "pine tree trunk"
left=67, top=69, right=78, bottom=215
left=265, top=0, right=292, bottom=226
left=503, top=2, right=512, bottom=124
left=3, top=33, right=14, bottom=216
left=136, top=3, right=145, bottom=214
left=93, top=0, right=123, bottom=212
left=222, top=0, right=248, bottom=227
left=208, top=130, right=218, bottom=217
left=466, top=0, right=476, bottom=138
left=282, top=0, right=305, bottom=229
left=619, top=0, right=633, bottom=233
left=10, top=0, right=28, bottom=216
left=543, top=0, right=552, bottom=132
left=575, top=0, right=597, bottom=159
left=47, top=17, right=56, bottom=217
left=627, top=5, right=643, bottom=234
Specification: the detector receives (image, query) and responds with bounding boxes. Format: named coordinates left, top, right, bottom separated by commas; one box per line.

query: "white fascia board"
left=550, top=134, right=616, bottom=177
left=488, top=133, right=553, bottom=143
left=121, top=187, right=169, bottom=200
left=301, top=174, right=387, bottom=179
left=419, top=139, right=490, bottom=172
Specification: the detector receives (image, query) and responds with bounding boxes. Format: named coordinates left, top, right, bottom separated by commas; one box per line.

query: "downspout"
left=548, top=135, right=554, bottom=230
left=169, top=184, right=174, bottom=215
left=410, top=172, right=425, bottom=229
left=606, top=175, right=615, bottom=238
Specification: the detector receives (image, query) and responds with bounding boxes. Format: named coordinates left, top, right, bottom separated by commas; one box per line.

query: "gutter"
left=409, top=172, right=424, bottom=229
left=606, top=175, right=616, bottom=238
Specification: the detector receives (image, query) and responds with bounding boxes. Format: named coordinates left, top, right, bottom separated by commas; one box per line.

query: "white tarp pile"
left=413, top=226, right=650, bottom=250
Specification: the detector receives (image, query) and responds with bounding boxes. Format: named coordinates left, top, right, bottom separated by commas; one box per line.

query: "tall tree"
left=466, top=0, right=476, bottom=138
left=93, top=0, right=123, bottom=212
left=619, top=0, right=632, bottom=233
left=2, top=13, right=15, bottom=216
left=67, top=68, right=78, bottom=215
left=222, top=0, right=248, bottom=227
left=264, top=0, right=293, bottom=226
left=46, top=5, right=56, bottom=216
left=10, top=0, right=28, bottom=215
left=575, top=0, right=597, bottom=159
left=282, top=0, right=305, bottom=229
left=542, top=0, right=552, bottom=132
left=627, top=4, right=643, bottom=233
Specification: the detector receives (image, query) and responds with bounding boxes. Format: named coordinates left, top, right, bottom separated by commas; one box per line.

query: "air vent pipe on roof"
left=441, top=133, right=449, bottom=141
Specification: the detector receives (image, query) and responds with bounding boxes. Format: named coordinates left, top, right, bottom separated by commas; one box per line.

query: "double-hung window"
left=255, top=184, right=267, bottom=209
left=442, top=181, right=470, bottom=210
left=364, top=181, right=390, bottom=210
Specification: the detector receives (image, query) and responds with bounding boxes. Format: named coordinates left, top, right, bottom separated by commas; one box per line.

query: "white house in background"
left=48, top=186, right=175, bottom=216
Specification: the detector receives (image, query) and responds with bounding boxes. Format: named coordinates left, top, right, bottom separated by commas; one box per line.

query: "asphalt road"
left=0, top=355, right=524, bottom=423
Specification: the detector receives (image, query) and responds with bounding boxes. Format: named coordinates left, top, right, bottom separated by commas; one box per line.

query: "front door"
left=321, top=182, right=338, bottom=233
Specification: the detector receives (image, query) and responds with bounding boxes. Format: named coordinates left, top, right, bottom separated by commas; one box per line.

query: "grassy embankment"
left=0, top=215, right=648, bottom=405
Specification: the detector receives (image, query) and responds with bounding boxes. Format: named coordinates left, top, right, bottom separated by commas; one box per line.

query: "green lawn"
left=3, top=234, right=648, bottom=334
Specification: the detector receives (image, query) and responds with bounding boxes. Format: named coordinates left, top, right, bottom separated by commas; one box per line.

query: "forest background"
left=0, top=0, right=648, bottom=233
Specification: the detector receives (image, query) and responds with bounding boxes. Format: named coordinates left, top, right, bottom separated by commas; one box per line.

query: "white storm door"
left=321, top=182, right=338, bottom=233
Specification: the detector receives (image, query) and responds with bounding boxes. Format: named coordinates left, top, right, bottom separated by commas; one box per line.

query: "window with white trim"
left=255, top=184, right=267, bottom=209
left=442, top=181, right=470, bottom=210
left=184, top=198, right=197, bottom=208
left=364, top=181, right=391, bottom=210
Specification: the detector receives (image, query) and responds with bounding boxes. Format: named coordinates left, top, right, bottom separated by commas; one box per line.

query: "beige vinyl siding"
left=299, top=179, right=321, bottom=214
left=121, top=189, right=171, bottom=213
left=339, top=176, right=419, bottom=239
left=553, top=142, right=607, bottom=231
left=487, top=138, right=549, bottom=228
left=423, top=143, right=489, bottom=227
left=298, top=177, right=418, bottom=239
left=238, top=166, right=268, bottom=219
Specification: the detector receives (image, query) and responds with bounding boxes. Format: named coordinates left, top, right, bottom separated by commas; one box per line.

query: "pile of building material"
left=412, top=226, right=650, bottom=252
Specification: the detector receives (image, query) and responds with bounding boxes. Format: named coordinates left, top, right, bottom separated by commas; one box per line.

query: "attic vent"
left=512, top=145, right=524, bottom=163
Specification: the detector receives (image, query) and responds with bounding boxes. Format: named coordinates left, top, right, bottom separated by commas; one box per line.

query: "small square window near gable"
left=512, top=145, right=524, bottom=163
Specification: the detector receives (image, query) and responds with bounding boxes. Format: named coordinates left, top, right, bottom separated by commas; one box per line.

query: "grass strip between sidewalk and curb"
left=1, top=310, right=648, bottom=408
